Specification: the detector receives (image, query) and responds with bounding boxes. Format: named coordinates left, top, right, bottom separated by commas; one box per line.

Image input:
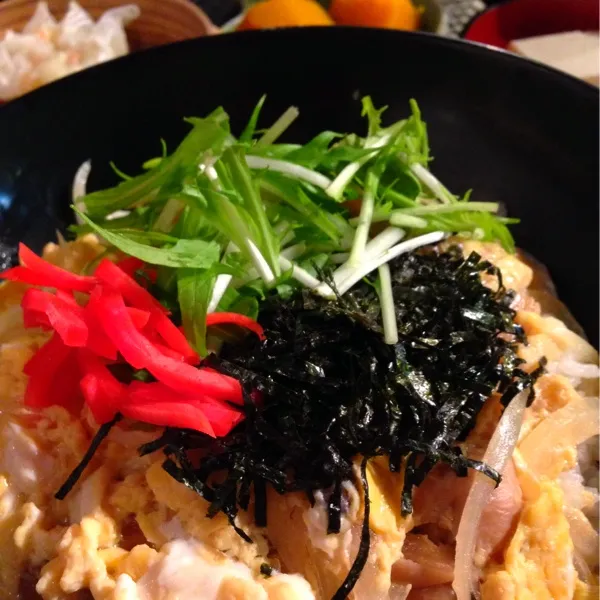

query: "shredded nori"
left=331, top=457, right=371, bottom=600
left=139, top=246, right=544, bottom=598
left=55, top=413, right=123, bottom=500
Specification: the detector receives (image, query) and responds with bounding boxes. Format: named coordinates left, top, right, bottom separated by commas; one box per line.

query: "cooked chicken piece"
left=392, top=534, right=454, bottom=587
left=409, top=460, right=521, bottom=569
left=266, top=460, right=409, bottom=600
left=407, top=584, right=455, bottom=599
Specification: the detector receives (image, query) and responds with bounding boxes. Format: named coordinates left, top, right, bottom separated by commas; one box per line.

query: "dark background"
left=194, top=0, right=240, bottom=26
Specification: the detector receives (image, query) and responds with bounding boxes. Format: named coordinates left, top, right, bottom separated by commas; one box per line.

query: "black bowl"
left=0, top=28, right=597, bottom=343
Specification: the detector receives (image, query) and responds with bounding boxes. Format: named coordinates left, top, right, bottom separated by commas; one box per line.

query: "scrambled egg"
left=0, top=237, right=597, bottom=600
left=0, top=237, right=317, bottom=599
left=481, top=471, right=576, bottom=600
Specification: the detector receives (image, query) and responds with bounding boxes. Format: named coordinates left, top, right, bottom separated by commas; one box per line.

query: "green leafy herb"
left=177, top=268, right=216, bottom=356
left=240, top=94, right=266, bottom=143
left=361, top=96, right=388, bottom=137
left=283, top=131, right=343, bottom=168
left=221, top=146, right=281, bottom=277
left=76, top=209, right=220, bottom=268
left=83, top=111, right=231, bottom=218
left=109, top=161, right=132, bottom=181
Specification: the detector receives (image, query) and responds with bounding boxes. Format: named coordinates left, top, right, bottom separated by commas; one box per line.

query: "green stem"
left=222, top=147, right=281, bottom=277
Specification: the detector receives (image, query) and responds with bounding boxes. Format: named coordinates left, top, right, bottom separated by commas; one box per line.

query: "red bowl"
left=464, top=0, right=599, bottom=49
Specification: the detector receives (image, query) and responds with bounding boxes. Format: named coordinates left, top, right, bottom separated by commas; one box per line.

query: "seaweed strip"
left=332, top=458, right=371, bottom=600
left=55, top=413, right=122, bottom=500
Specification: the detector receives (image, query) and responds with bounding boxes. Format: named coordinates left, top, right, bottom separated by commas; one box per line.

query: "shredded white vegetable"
left=0, top=1, right=140, bottom=101
left=326, top=127, right=401, bottom=200
left=245, top=155, right=332, bottom=190
left=278, top=255, right=334, bottom=298
left=377, top=263, right=398, bottom=345
left=72, top=159, right=91, bottom=202
left=255, top=106, right=299, bottom=147
left=364, top=227, right=406, bottom=261
left=247, top=239, right=275, bottom=285
left=348, top=169, right=377, bottom=266
left=323, top=231, right=446, bottom=297
left=207, top=275, right=232, bottom=314
left=280, top=243, right=306, bottom=261
left=453, top=390, right=529, bottom=600
left=72, top=159, right=91, bottom=225
left=408, top=162, right=454, bottom=204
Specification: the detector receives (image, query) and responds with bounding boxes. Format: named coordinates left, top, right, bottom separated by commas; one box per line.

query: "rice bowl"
left=0, top=94, right=597, bottom=600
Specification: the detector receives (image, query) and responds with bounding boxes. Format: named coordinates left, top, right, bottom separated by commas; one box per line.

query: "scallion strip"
left=223, top=148, right=281, bottom=277
left=207, top=274, right=232, bottom=313
left=326, top=123, right=405, bottom=201
left=153, top=198, right=184, bottom=232
left=364, top=227, right=406, bottom=261
left=324, top=231, right=446, bottom=296
left=388, top=213, right=428, bottom=229
left=348, top=166, right=380, bottom=266
left=378, top=263, right=398, bottom=344
left=248, top=240, right=275, bottom=284
left=255, top=106, right=299, bottom=147
left=409, top=162, right=455, bottom=204
left=246, top=156, right=332, bottom=190
left=394, top=201, right=499, bottom=216
left=332, top=227, right=405, bottom=285
left=279, top=255, right=334, bottom=298
left=280, top=242, right=306, bottom=260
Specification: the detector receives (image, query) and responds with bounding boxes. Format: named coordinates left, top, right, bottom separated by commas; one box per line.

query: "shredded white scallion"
left=331, top=227, right=406, bottom=287
left=325, top=154, right=371, bottom=201
left=409, top=162, right=454, bottom=204
left=280, top=243, right=306, bottom=261
left=205, top=165, right=219, bottom=182
left=207, top=275, right=232, bottom=314
left=279, top=256, right=334, bottom=298
left=331, top=252, right=350, bottom=264
left=154, top=198, right=184, bottom=233
left=72, top=159, right=91, bottom=225
left=255, top=106, right=299, bottom=147
left=321, top=231, right=446, bottom=297
left=247, top=240, right=275, bottom=285
left=377, top=263, right=398, bottom=345
left=348, top=169, right=377, bottom=266
left=326, top=127, right=401, bottom=200
left=364, top=227, right=406, bottom=261
left=245, top=156, right=332, bottom=190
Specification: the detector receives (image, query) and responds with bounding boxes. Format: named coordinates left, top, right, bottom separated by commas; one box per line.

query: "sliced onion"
left=572, top=550, right=594, bottom=584
left=564, top=506, right=599, bottom=570
left=551, top=356, right=600, bottom=380
left=453, top=390, right=529, bottom=600
left=519, top=395, right=599, bottom=477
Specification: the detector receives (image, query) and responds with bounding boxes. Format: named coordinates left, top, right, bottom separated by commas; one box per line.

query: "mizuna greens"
left=73, top=97, right=517, bottom=352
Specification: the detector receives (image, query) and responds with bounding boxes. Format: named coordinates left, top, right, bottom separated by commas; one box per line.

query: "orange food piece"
left=330, top=0, right=421, bottom=31
left=239, top=0, right=334, bottom=30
